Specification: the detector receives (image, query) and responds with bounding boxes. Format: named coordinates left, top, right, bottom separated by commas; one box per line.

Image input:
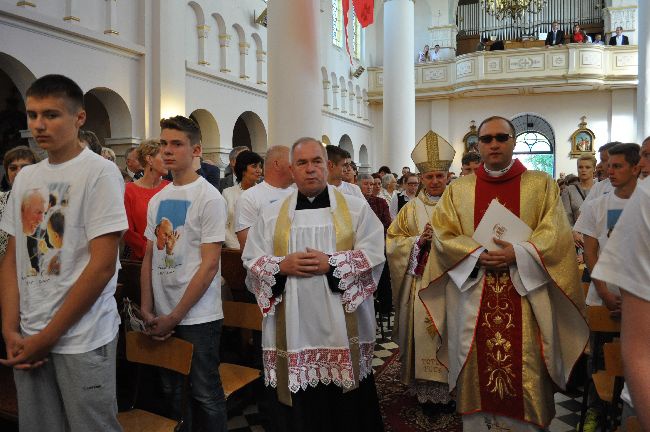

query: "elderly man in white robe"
left=242, top=137, right=385, bottom=432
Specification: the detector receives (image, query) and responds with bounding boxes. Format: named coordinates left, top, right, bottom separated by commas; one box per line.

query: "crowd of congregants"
left=0, top=74, right=649, bottom=432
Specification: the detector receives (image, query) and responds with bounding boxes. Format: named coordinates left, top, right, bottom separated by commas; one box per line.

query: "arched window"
left=511, top=114, right=555, bottom=177
left=332, top=0, right=343, bottom=47
left=351, top=6, right=361, bottom=59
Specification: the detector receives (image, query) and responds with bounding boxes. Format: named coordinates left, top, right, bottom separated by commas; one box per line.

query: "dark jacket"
left=545, top=29, right=565, bottom=46
left=609, top=35, right=629, bottom=46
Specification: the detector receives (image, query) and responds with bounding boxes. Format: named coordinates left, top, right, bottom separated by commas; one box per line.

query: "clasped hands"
left=140, top=310, right=179, bottom=341
left=0, top=331, right=53, bottom=370
left=417, top=223, right=433, bottom=247
left=478, top=238, right=517, bottom=270
left=279, top=248, right=330, bottom=277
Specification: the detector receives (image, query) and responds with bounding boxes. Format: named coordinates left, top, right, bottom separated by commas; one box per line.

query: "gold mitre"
left=411, top=130, right=455, bottom=173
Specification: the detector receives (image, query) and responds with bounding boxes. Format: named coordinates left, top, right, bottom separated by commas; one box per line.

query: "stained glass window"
left=351, top=6, right=361, bottom=59
left=332, top=0, right=343, bottom=47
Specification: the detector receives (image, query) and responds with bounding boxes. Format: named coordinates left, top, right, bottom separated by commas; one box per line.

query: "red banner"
left=343, top=0, right=374, bottom=63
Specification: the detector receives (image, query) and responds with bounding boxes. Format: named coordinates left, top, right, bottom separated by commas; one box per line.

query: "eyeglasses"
left=406, top=182, right=419, bottom=186
left=478, top=133, right=513, bottom=144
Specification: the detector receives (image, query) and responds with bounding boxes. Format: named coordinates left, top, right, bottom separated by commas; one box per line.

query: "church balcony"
left=367, top=44, right=638, bottom=101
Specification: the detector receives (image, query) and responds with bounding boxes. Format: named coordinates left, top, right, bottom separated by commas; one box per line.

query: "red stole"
left=473, top=160, right=528, bottom=420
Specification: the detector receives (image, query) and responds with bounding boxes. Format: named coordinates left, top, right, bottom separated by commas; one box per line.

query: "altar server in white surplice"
left=242, top=137, right=385, bottom=432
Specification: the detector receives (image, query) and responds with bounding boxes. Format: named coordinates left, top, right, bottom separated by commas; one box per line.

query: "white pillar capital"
left=219, top=33, right=231, bottom=47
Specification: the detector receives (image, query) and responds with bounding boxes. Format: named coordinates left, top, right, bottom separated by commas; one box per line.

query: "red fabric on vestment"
left=472, top=159, right=528, bottom=421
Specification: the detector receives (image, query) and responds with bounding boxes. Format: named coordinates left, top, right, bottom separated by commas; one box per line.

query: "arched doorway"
left=189, top=108, right=220, bottom=163
left=84, top=87, right=133, bottom=143
left=0, top=53, right=36, bottom=161
left=512, top=113, right=555, bottom=177
left=232, top=111, right=267, bottom=154
left=359, top=144, right=368, bottom=165
left=339, top=134, right=354, bottom=159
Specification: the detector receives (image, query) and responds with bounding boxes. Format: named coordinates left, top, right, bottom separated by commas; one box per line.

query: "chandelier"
left=482, top=0, right=547, bottom=21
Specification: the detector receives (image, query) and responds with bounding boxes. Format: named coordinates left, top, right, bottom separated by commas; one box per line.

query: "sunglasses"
left=478, top=133, right=513, bottom=144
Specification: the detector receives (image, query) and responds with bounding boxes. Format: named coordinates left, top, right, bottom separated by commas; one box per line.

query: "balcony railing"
left=367, top=44, right=638, bottom=100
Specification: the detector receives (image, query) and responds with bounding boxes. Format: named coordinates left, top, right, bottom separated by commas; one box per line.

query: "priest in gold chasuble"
left=242, top=138, right=385, bottom=432
left=425, top=117, right=589, bottom=431
left=386, top=131, right=456, bottom=410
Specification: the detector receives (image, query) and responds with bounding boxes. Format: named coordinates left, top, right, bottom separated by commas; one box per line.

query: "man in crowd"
left=242, top=137, right=385, bottom=431
left=592, top=144, right=650, bottom=430
left=141, top=115, right=227, bottom=431
left=219, top=145, right=248, bottom=191
left=460, top=152, right=481, bottom=176
left=609, top=26, right=629, bottom=46
left=574, top=143, right=640, bottom=429
left=236, top=145, right=293, bottom=250
left=386, top=131, right=455, bottom=413
left=545, top=21, right=565, bottom=46
left=124, top=146, right=143, bottom=181
left=0, top=74, right=126, bottom=431
left=325, top=145, right=364, bottom=198
left=389, top=172, right=418, bottom=219
left=427, top=116, right=588, bottom=431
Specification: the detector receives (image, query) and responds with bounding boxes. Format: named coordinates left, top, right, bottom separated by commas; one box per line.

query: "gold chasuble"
left=425, top=161, right=588, bottom=428
left=387, top=191, right=447, bottom=386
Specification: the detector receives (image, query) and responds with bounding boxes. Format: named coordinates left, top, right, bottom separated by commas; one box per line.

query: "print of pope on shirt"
left=20, top=183, right=69, bottom=277
left=154, top=199, right=190, bottom=269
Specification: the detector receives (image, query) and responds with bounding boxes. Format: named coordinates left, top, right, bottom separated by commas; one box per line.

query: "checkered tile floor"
left=227, top=312, right=587, bottom=431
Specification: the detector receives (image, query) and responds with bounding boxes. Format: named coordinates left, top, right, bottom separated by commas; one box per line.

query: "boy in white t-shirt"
left=575, top=143, right=641, bottom=314
left=573, top=143, right=640, bottom=429
left=141, top=115, right=227, bottom=431
left=0, top=74, right=127, bottom=431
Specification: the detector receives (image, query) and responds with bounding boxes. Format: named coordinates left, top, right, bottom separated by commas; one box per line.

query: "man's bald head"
left=264, top=145, right=293, bottom=187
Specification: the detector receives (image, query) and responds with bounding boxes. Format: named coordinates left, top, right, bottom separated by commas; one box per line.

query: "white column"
left=197, top=25, right=210, bottom=66
left=340, top=87, right=348, bottom=113
left=268, top=0, right=321, bottom=147
left=104, top=0, right=119, bottom=35
left=356, top=95, right=363, bottom=118
left=152, top=0, right=186, bottom=120
left=638, top=0, right=650, bottom=141
left=218, top=34, right=231, bottom=72
left=256, top=49, right=267, bottom=84
left=322, top=80, right=331, bottom=108
left=383, top=0, right=415, bottom=170
left=239, top=42, right=250, bottom=79
left=332, top=84, right=339, bottom=111
left=348, top=89, right=355, bottom=116
left=64, top=0, right=81, bottom=22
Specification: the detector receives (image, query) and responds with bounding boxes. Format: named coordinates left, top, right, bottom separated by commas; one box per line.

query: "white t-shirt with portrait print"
left=592, top=178, right=650, bottom=408
left=0, top=148, right=128, bottom=354
left=574, top=191, right=628, bottom=306
left=145, top=176, right=226, bottom=325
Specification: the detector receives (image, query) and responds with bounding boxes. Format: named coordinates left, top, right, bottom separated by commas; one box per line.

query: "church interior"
left=0, top=0, right=647, bottom=431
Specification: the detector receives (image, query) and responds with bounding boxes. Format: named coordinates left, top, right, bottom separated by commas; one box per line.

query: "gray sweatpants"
left=13, top=336, right=121, bottom=432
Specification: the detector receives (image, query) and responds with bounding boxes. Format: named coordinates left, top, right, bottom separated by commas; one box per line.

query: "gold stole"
left=272, top=189, right=360, bottom=406
left=413, top=195, right=448, bottom=383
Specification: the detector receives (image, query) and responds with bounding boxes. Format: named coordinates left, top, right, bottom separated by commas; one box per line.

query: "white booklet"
left=473, top=199, right=532, bottom=251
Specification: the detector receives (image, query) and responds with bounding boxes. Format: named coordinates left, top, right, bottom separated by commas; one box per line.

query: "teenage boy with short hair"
left=141, top=115, right=227, bottom=431
left=0, top=74, right=127, bottom=431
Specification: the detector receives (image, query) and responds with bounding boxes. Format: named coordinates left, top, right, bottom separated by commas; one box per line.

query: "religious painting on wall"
left=463, top=120, right=479, bottom=154
left=570, top=116, right=596, bottom=158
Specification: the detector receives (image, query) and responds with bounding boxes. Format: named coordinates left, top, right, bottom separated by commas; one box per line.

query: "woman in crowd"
left=123, top=140, right=170, bottom=260
left=223, top=150, right=263, bottom=249
left=371, top=173, right=382, bottom=196
left=378, top=173, right=398, bottom=207
left=562, top=155, right=596, bottom=264
left=0, top=146, right=38, bottom=257
left=562, top=155, right=596, bottom=226
left=571, top=23, right=587, bottom=43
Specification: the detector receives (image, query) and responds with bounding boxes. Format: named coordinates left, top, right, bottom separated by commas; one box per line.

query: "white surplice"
left=242, top=186, right=385, bottom=393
